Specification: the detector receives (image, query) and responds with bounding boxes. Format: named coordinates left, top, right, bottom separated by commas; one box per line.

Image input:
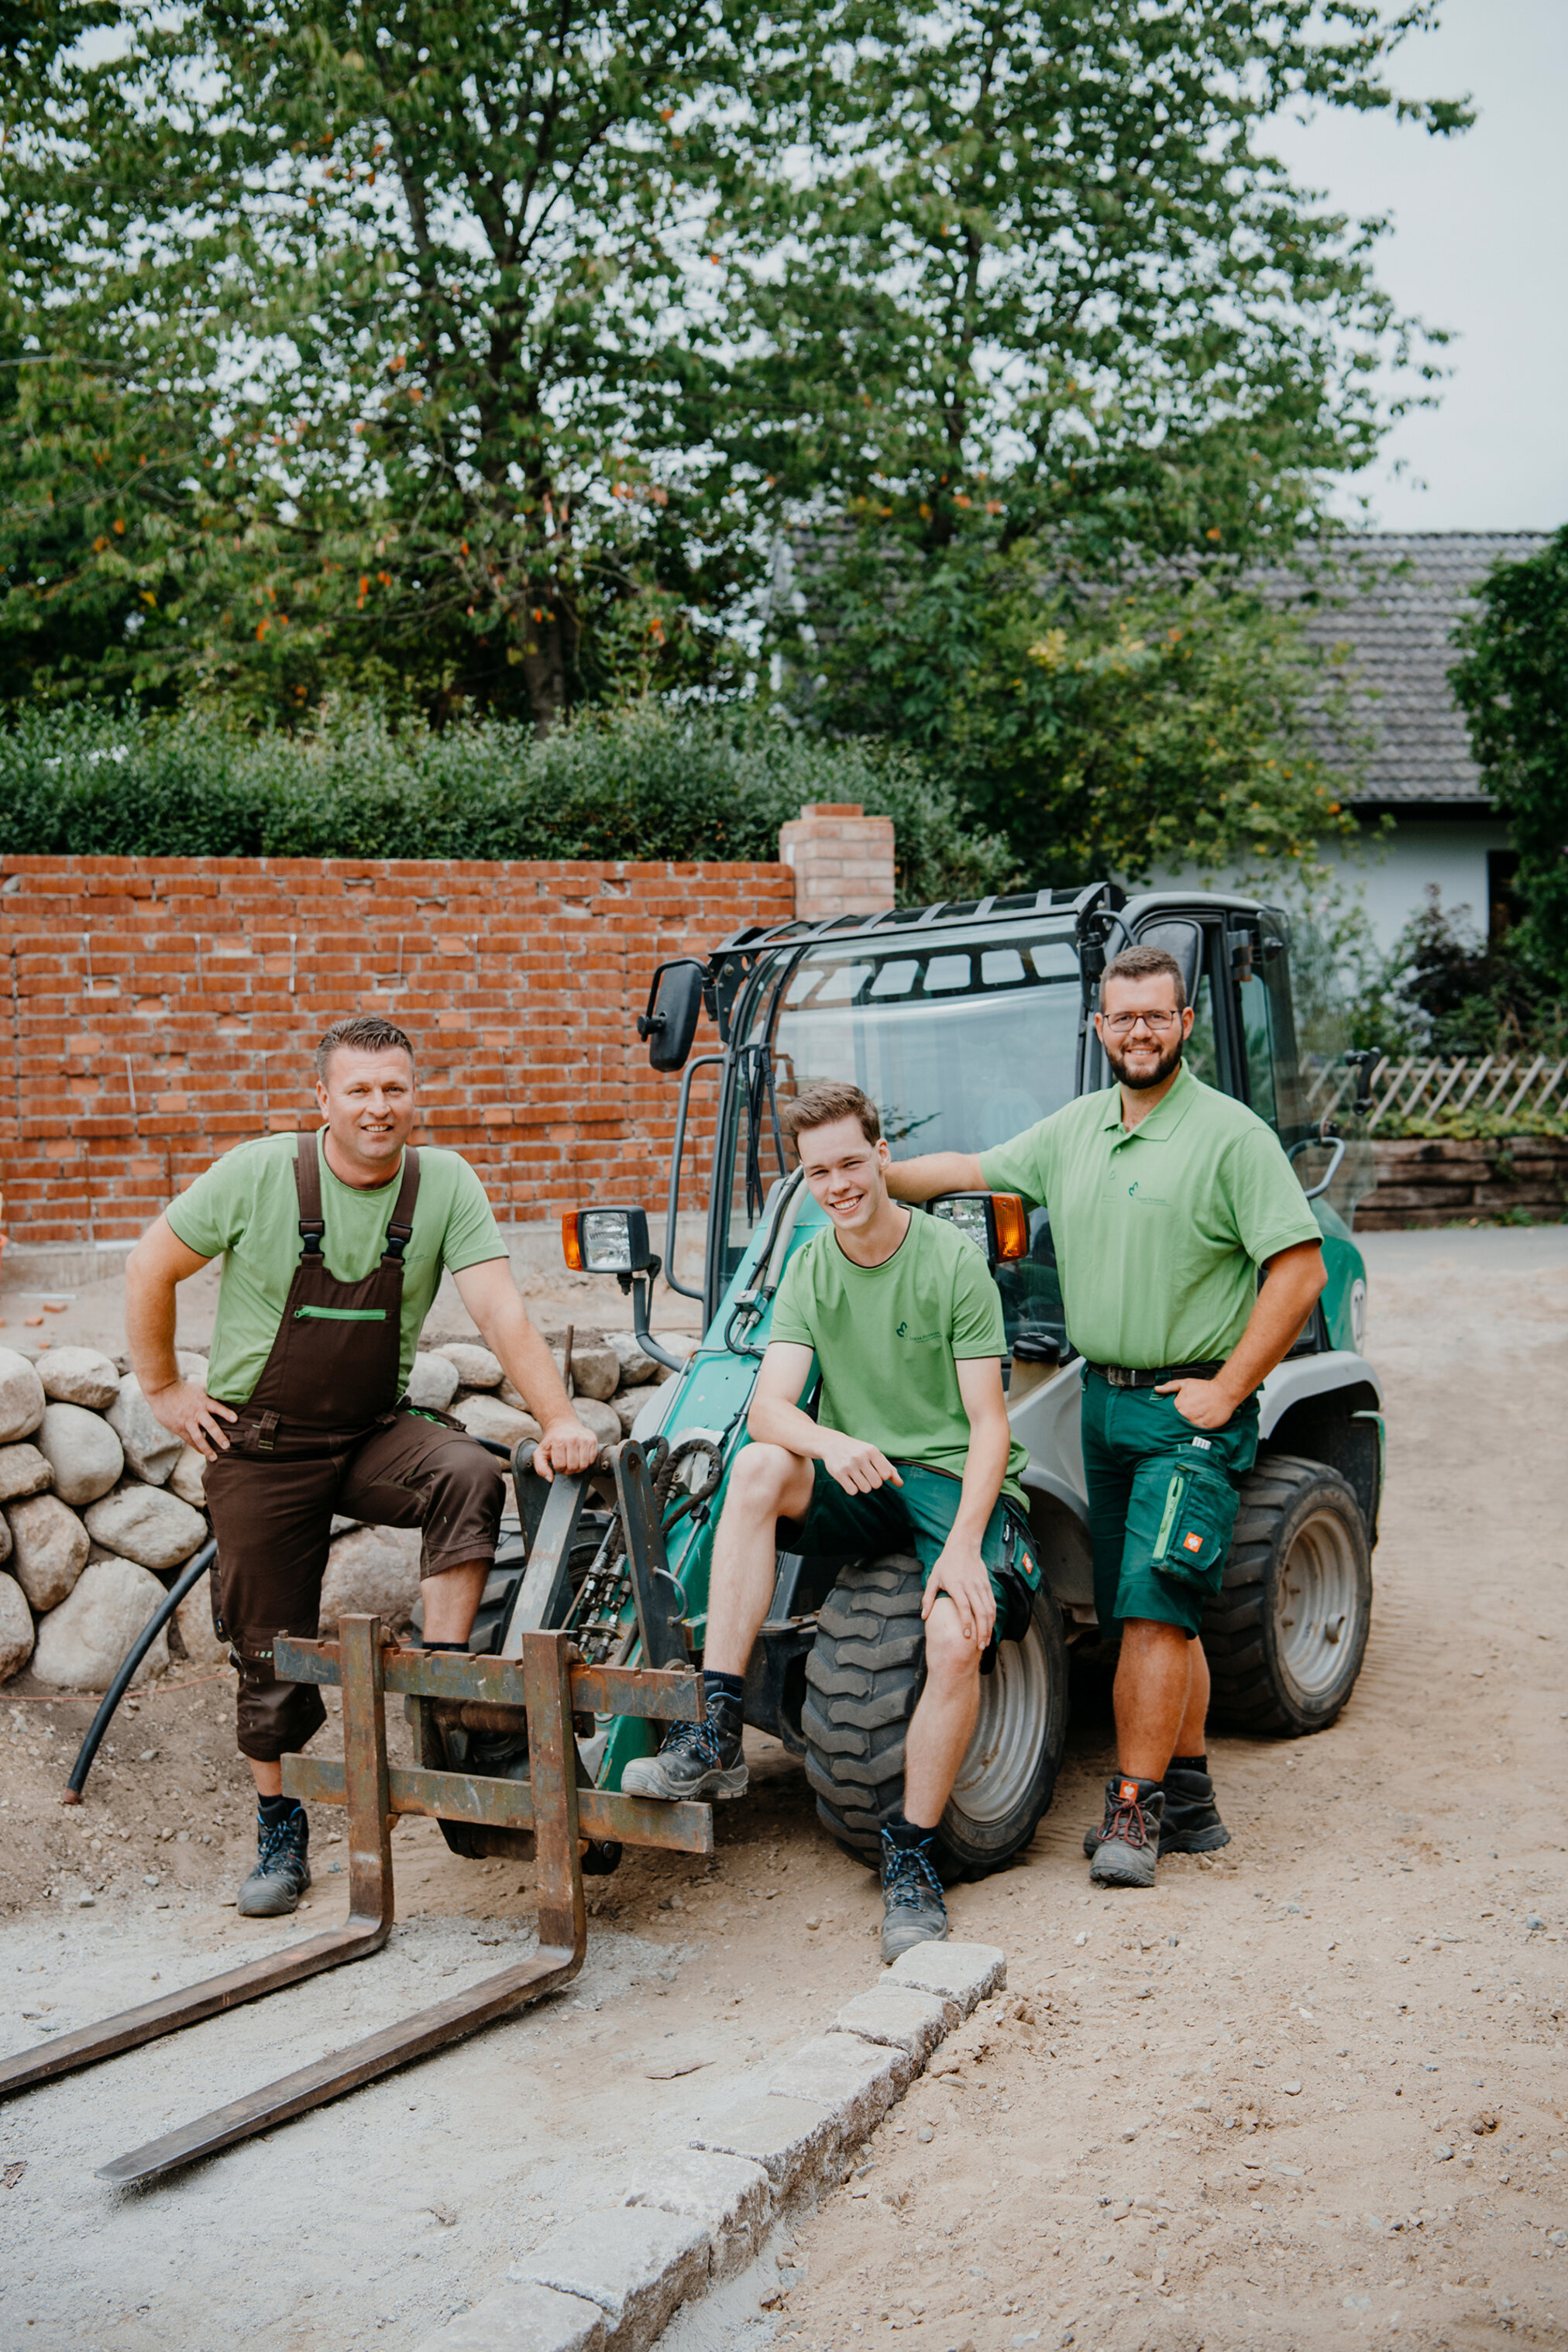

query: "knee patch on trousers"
left=232, top=1642, right=328, bottom=1763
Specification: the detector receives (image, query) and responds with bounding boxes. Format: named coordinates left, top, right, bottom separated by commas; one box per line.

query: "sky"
left=1267, top=0, right=1568, bottom=535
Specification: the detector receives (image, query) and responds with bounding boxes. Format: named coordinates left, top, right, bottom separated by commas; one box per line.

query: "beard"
left=1104, top=1037, right=1185, bottom=1092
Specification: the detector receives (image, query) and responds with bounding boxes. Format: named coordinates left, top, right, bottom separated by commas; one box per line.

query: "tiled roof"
left=1277, top=532, right=1553, bottom=809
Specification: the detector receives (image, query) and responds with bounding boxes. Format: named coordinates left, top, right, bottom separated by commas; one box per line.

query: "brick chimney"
left=778, top=803, right=896, bottom=924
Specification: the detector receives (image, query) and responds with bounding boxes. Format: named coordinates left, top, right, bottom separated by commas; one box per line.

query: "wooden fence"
left=1305, top=1053, right=1568, bottom=1133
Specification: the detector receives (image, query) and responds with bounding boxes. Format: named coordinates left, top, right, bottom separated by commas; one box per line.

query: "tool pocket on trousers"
left=1133, top=1460, right=1240, bottom=1593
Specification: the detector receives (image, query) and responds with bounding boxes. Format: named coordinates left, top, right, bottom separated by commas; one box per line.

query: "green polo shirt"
left=166, top=1131, right=507, bottom=1405
left=976, top=1063, right=1322, bottom=1370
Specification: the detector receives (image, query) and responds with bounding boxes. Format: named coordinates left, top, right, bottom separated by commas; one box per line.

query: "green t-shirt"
left=977, top=1062, right=1322, bottom=1370
left=166, top=1131, right=507, bottom=1405
left=768, top=1209, right=1030, bottom=1508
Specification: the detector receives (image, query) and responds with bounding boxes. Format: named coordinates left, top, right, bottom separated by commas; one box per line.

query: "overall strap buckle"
left=381, top=1146, right=421, bottom=1264
left=292, top=1132, right=328, bottom=1260
left=255, top=1410, right=280, bottom=1454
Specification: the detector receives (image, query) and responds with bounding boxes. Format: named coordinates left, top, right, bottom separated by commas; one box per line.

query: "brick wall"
left=0, top=856, right=795, bottom=1250
left=777, top=802, right=896, bottom=922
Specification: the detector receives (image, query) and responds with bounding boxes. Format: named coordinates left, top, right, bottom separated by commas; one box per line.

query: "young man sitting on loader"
left=622, top=1080, right=1040, bottom=1960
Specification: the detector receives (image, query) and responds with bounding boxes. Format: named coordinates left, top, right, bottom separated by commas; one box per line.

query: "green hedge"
left=0, top=700, right=1017, bottom=908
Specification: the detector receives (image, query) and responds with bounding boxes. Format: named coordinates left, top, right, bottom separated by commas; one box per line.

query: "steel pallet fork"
left=0, top=1614, right=711, bottom=2187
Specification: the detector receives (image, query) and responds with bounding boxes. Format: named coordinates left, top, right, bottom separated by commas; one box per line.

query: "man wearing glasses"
left=887, top=943, right=1326, bottom=1888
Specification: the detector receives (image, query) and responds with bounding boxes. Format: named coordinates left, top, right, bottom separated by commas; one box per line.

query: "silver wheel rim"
left=945, top=1618, right=1050, bottom=1830
left=1274, top=1507, right=1361, bottom=1700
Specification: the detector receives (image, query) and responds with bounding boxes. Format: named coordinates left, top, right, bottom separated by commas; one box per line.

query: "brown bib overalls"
left=203, top=1136, right=504, bottom=1761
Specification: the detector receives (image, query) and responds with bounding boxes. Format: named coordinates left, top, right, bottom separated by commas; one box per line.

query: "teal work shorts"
left=782, top=1460, right=1040, bottom=1645
left=1079, top=1373, right=1260, bottom=1638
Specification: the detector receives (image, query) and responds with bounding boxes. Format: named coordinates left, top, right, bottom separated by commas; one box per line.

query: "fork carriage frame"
left=0, top=1614, right=710, bottom=2187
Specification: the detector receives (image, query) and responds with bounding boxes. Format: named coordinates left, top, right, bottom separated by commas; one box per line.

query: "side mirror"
left=637, top=959, right=705, bottom=1072
left=927, top=1193, right=1029, bottom=1267
left=1133, top=918, right=1203, bottom=1008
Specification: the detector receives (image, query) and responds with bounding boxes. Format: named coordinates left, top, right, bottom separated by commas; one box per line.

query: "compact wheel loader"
left=515, top=879, right=1385, bottom=1884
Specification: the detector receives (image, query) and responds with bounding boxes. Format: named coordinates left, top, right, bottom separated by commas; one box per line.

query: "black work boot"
left=620, top=1687, right=747, bottom=1802
left=1160, top=1762, right=1231, bottom=1854
left=879, top=1829, right=949, bottom=1962
left=1083, top=1762, right=1230, bottom=1859
left=237, top=1802, right=311, bottom=1917
left=1086, top=1777, right=1164, bottom=1890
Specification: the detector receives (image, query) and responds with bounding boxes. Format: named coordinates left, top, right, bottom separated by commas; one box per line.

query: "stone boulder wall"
left=31, top=1556, right=171, bottom=1690
left=36, top=1401, right=124, bottom=1508
left=0, top=1315, right=682, bottom=1686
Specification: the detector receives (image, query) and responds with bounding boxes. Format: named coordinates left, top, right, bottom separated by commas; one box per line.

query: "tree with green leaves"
left=1450, top=525, right=1568, bottom=986
left=1, top=0, right=798, bottom=723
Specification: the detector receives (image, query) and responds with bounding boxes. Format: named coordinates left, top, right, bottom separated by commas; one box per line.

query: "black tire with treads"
left=1201, top=1453, right=1373, bottom=1737
left=802, top=1554, right=1068, bottom=1880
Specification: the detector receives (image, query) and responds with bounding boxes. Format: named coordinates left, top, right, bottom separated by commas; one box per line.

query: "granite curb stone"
left=884, top=1938, right=1006, bottom=2013
left=436, top=2284, right=606, bottom=2352
left=509, top=2208, right=710, bottom=2352
left=767, top=2031, right=913, bottom=2143
left=830, top=1984, right=955, bottom=2063
left=687, top=2092, right=841, bottom=2194
left=618, top=2148, right=775, bottom=2282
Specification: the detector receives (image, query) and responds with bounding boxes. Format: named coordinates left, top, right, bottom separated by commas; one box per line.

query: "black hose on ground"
left=61, top=1539, right=218, bottom=1806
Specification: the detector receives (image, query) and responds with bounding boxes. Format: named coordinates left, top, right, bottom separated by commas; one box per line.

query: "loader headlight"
left=927, top=1192, right=1029, bottom=1267
left=562, top=1206, right=652, bottom=1276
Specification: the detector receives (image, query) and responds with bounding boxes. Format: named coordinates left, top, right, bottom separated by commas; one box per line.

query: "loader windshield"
left=721, top=919, right=1082, bottom=1350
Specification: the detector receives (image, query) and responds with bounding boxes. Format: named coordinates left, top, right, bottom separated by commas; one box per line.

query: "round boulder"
left=318, top=1524, right=424, bottom=1638
left=6, top=1491, right=90, bottom=1611
left=435, top=1343, right=502, bottom=1391
left=174, top=1567, right=228, bottom=1665
left=105, top=1374, right=183, bottom=1486
left=168, top=1445, right=210, bottom=1511
left=0, top=1571, right=34, bottom=1682
left=31, top=1556, right=170, bottom=1690
left=84, top=1481, right=208, bottom=1573
left=0, top=1349, right=46, bottom=1444
left=0, top=1442, right=52, bottom=1503
left=37, top=1401, right=124, bottom=1508
left=407, top=1351, right=461, bottom=1411
left=614, top=1384, right=667, bottom=1436
left=451, top=1393, right=540, bottom=1450
left=39, top=1346, right=122, bottom=1412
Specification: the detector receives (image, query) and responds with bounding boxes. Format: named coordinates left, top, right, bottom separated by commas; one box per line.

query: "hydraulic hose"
left=61, top=1539, right=217, bottom=1806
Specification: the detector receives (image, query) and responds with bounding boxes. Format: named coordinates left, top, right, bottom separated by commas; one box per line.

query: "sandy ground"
left=2, top=1227, right=1567, bottom=2352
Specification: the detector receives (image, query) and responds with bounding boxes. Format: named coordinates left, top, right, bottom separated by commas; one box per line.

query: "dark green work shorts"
left=1079, top=1373, right=1260, bottom=1638
left=783, top=1460, right=1040, bottom=1644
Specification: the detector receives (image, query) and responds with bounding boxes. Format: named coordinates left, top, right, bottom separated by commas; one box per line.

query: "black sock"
left=704, top=1669, right=745, bottom=1710
left=884, top=1811, right=938, bottom=1849
left=1169, top=1754, right=1208, bottom=1776
left=422, top=1638, right=469, bottom=1652
left=258, top=1794, right=301, bottom=1827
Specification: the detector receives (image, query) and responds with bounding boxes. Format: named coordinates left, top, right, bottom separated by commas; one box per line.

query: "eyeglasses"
left=1101, top=1009, right=1182, bottom=1036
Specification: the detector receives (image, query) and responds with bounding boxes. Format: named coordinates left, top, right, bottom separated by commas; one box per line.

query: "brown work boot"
left=1086, top=1777, right=1164, bottom=1890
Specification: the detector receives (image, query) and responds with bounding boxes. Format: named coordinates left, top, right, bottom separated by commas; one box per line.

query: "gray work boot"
left=1086, top=1777, right=1164, bottom=1890
left=879, top=1830, right=949, bottom=1962
left=237, top=1803, right=311, bottom=1917
left=621, top=1688, right=747, bottom=1803
left=1083, top=1764, right=1229, bottom=1859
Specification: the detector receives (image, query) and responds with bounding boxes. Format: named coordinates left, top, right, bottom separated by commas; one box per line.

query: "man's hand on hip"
left=1156, top=1374, right=1243, bottom=1430
left=820, top=1430, right=903, bottom=1497
left=532, top=1414, right=600, bottom=1481
left=144, top=1378, right=237, bottom=1460
left=923, top=1535, right=995, bottom=1647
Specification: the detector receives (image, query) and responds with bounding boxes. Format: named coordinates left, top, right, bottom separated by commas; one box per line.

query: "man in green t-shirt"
left=888, top=944, right=1326, bottom=1889
left=124, top=1014, right=597, bottom=1918
left=623, top=1080, right=1040, bottom=1961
